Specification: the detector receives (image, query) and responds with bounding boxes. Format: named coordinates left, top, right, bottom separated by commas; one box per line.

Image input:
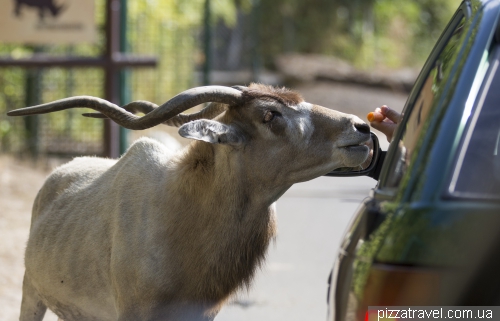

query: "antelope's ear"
left=178, top=119, right=245, bottom=146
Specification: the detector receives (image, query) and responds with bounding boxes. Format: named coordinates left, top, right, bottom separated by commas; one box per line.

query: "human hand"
left=367, top=105, right=402, bottom=142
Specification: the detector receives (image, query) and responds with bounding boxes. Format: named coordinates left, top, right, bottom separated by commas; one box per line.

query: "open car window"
left=383, top=14, right=467, bottom=189
left=449, top=46, right=500, bottom=200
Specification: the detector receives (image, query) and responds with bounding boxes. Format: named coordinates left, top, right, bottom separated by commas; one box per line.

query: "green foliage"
left=125, top=0, right=236, bottom=103
left=0, top=68, right=26, bottom=151
left=259, top=0, right=457, bottom=69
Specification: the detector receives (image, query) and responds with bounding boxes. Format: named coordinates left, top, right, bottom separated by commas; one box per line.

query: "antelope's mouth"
left=338, top=139, right=373, bottom=170
left=342, top=144, right=369, bottom=151
left=340, top=136, right=371, bottom=149
left=340, top=138, right=371, bottom=153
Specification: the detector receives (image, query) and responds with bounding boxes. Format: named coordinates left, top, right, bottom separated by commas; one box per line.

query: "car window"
left=384, top=15, right=466, bottom=189
left=449, top=47, right=500, bottom=200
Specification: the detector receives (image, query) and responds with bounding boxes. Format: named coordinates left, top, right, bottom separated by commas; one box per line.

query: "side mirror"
left=324, top=132, right=386, bottom=181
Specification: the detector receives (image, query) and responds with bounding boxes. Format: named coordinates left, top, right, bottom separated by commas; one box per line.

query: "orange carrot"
left=367, top=112, right=384, bottom=122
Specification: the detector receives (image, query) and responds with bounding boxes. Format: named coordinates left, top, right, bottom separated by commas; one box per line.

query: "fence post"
left=64, top=46, right=75, bottom=136
left=23, top=47, right=43, bottom=158
left=119, top=0, right=130, bottom=155
left=104, top=0, right=121, bottom=159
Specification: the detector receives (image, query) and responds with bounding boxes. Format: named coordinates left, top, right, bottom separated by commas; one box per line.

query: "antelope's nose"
left=355, top=122, right=370, bottom=135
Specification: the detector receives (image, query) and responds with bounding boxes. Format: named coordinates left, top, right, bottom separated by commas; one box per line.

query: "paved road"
left=216, top=176, right=375, bottom=321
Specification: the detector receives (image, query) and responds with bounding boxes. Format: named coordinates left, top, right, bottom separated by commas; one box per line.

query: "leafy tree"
left=258, top=0, right=457, bottom=69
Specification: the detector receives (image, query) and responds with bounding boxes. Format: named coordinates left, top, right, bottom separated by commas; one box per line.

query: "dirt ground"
left=0, top=157, right=53, bottom=320
left=0, top=81, right=407, bottom=320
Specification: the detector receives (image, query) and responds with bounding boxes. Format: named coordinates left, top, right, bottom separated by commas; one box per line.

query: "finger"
left=380, top=106, right=402, bottom=123
left=367, top=112, right=385, bottom=122
left=370, top=121, right=397, bottom=142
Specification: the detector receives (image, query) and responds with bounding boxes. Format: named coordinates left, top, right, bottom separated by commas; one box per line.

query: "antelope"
left=8, top=84, right=371, bottom=321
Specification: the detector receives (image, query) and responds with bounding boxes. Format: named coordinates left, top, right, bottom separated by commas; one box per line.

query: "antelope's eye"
left=263, top=111, right=280, bottom=123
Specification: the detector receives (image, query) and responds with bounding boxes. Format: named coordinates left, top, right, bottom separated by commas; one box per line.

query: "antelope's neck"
left=167, top=141, right=279, bottom=301
left=176, top=141, right=288, bottom=207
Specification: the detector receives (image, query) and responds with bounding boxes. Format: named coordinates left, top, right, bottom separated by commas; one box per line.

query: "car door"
left=326, top=1, right=500, bottom=320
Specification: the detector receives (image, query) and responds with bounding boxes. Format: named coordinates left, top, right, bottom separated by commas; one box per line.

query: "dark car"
left=325, top=0, right=500, bottom=320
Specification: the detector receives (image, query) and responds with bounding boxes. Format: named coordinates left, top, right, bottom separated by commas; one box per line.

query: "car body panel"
left=327, top=1, right=500, bottom=320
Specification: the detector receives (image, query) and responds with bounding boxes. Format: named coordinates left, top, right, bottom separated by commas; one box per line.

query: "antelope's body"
left=10, top=84, right=371, bottom=321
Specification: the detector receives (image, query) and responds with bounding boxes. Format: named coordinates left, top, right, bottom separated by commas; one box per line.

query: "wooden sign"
left=0, top=0, right=96, bottom=44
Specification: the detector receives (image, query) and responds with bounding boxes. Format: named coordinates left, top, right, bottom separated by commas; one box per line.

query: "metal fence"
left=0, top=0, right=261, bottom=159
left=0, top=63, right=105, bottom=157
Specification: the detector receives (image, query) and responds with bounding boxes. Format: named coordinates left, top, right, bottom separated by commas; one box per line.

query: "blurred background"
left=0, top=0, right=457, bottom=160
left=0, top=0, right=457, bottom=320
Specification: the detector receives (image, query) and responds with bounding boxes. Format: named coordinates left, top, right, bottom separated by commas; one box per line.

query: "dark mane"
left=241, top=83, right=304, bottom=107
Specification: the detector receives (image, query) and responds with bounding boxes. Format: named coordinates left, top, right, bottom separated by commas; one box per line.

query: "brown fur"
left=241, top=83, right=304, bottom=107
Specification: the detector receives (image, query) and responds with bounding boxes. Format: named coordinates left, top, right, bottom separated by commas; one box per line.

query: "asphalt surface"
left=217, top=176, right=376, bottom=321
